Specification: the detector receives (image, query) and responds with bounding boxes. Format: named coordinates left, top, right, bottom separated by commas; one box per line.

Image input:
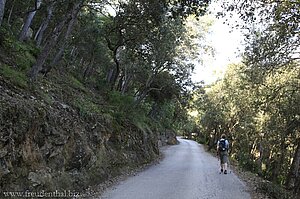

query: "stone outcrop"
left=0, top=78, right=161, bottom=193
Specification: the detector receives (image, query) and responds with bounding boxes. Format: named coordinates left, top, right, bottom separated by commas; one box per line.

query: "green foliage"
left=223, top=0, right=300, bottom=76
left=132, top=103, right=152, bottom=125
left=38, top=90, right=54, bottom=105
left=148, top=72, right=180, bottom=103
left=67, top=75, right=87, bottom=93
left=0, top=0, right=218, bottom=194
left=73, top=97, right=102, bottom=117
left=0, top=28, right=37, bottom=71
left=16, top=50, right=36, bottom=71
left=107, top=91, right=141, bottom=121
left=0, top=64, right=28, bottom=88
left=237, top=153, right=259, bottom=172
left=0, top=0, right=206, bottom=138
left=108, top=91, right=134, bottom=112
left=193, top=61, right=300, bottom=195
left=257, top=181, right=295, bottom=199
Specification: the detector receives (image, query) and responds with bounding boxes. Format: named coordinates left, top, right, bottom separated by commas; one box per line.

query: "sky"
left=104, top=1, right=244, bottom=85
left=191, top=1, right=244, bottom=85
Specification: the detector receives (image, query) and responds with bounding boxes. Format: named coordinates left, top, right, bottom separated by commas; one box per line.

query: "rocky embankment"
left=0, top=76, right=177, bottom=194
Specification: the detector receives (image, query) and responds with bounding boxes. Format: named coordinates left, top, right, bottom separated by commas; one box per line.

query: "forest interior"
left=0, top=0, right=299, bottom=198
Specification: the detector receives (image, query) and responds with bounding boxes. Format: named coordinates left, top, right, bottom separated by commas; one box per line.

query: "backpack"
left=218, top=139, right=227, bottom=152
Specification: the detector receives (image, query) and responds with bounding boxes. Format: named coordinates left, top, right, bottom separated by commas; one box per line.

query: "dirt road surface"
left=99, top=138, right=251, bottom=199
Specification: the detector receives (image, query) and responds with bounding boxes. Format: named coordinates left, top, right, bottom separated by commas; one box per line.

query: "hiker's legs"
left=224, top=163, right=227, bottom=170
left=219, top=153, right=224, bottom=172
left=224, top=153, right=228, bottom=174
left=219, top=165, right=224, bottom=174
left=220, top=151, right=228, bottom=173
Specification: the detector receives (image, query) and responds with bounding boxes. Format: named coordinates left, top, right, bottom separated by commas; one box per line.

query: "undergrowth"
left=0, top=64, right=28, bottom=88
left=0, top=24, right=162, bottom=137
left=257, top=180, right=295, bottom=199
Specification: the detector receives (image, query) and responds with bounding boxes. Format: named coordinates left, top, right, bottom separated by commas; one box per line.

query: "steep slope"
left=0, top=72, right=165, bottom=193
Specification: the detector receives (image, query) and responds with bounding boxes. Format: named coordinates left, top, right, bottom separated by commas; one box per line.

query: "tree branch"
left=26, top=0, right=42, bottom=13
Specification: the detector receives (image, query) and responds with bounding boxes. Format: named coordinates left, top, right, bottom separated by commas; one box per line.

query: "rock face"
left=158, top=129, right=179, bottom=146
left=0, top=79, right=162, bottom=192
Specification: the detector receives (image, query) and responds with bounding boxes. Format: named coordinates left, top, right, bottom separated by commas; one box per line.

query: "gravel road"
left=98, top=138, right=251, bottom=199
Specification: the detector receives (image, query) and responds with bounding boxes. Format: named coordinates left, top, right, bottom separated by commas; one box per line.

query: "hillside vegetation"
left=0, top=0, right=299, bottom=198
left=0, top=0, right=208, bottom=194
left=188, top=1, right=300, bottom=198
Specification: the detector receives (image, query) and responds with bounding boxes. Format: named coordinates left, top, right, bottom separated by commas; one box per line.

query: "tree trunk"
left=116, top=73, right=124, bottom=92
left=0, top=0, right=6, bottom=26
left=110, top=46, right=121, bottom=90
left=50, top=46, right=65, bottom=67
left=208, top=127, right=218, bottom=151
left=19, top=0, right=42, bottom=41
left=105, top=27, right=124, bottom=90
left=286, top=139, right=300, bottom=192
left=7, top=0, right=14, bottom=26
left=34, top=1, right=55, bottom=46
left=70, top=46, right=77, bottom=57
left=50, top=4, right=79, bottom=68
left=28, top=18, right=67, bottom=80
left=134, top=88, right=149, bottom=106
left=149, top=103, right=160, bottom=120
left=255, top=132, right=267, bottom=175
left=83, top=53, right=95, bottom=79
left=106, top=68, right=115, bottom=84
left=134, top=75, right=154, bottom=106
left=121, top=70, right=132, bottom=94
left=271, top=136, right=287, bottom=183
left=28, top=1, right=83, bottom=80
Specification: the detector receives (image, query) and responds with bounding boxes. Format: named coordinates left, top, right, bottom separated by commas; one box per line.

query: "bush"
left=237, top=153, right=259, bottom=173
left=74, top=97, right=102, bottom=117
left=0, top=64, right=28, bottom=88
left=68, top=75, right=87, bottom=93
left=257, top=180, right=295, bottom=199
left=0, top=26, right=38, bottom=71
left=107, top=91, right=135, bottom=120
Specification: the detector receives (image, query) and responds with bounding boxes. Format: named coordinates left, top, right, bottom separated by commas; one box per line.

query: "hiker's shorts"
left=219, top=151, right=228, bottom=164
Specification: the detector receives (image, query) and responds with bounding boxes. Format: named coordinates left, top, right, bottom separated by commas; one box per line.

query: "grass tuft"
left=0, top=64, right=28, bottom=88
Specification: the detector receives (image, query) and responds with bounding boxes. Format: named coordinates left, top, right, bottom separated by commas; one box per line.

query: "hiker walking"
left=217, top=134, right=229, bottom=174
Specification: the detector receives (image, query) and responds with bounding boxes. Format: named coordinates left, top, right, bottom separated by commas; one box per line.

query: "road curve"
left=99, top=137, right=251, bottom=199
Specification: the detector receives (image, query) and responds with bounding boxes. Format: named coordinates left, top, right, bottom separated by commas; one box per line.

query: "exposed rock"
left=0, top=158, right=10, bottom=178
left=0, top=78, right=160, bottom=192
left=160, top=129, right=179, bottom=146
left=0, top=147, right=7, bottom=158
left=28, top=168, right=52, bottom=187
